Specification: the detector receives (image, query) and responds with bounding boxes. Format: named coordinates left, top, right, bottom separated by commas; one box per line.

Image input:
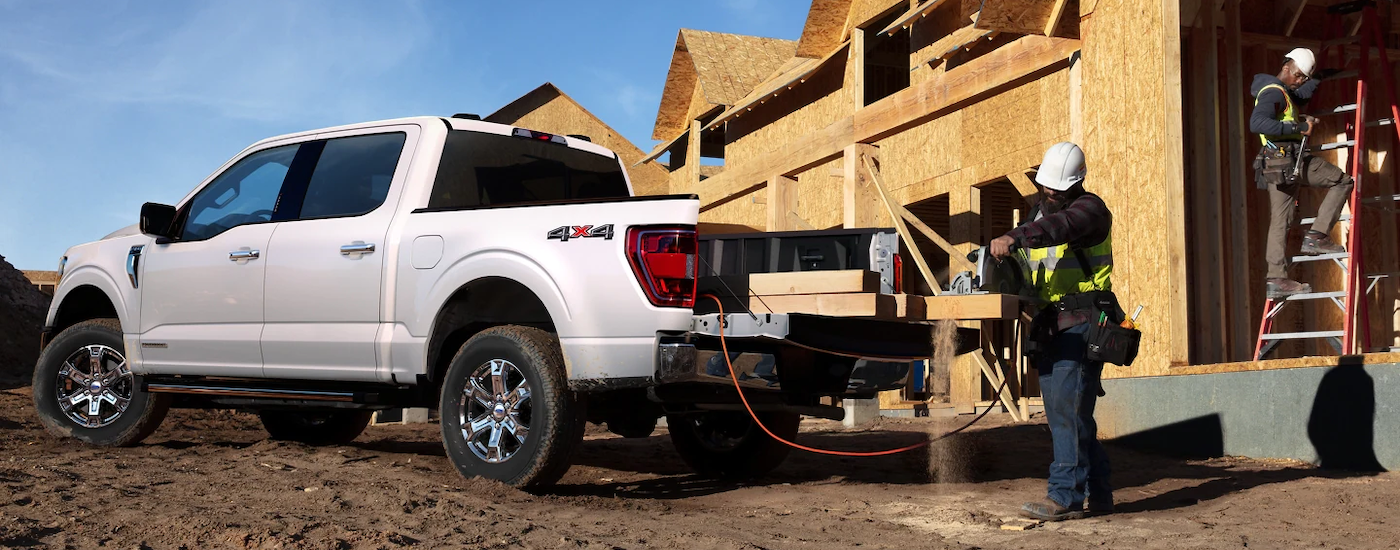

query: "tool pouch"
left=1254, top=146, right=1296, bottom=189
left=1086, top=322, right=1142, bottom=366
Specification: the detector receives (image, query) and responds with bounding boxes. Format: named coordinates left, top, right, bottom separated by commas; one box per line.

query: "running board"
left=142, top=376, right=415, bottom=407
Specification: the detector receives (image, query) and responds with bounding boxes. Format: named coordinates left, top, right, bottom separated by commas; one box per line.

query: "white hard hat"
left=1286, top=47, right=1316, bottom=77
left=1035, top=142, right=1087, bottom=191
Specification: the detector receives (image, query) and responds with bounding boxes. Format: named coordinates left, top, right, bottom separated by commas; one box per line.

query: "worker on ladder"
left=1250, top=47, right=1354, bottom=298
left=990, top=142, right=1115, bottom=521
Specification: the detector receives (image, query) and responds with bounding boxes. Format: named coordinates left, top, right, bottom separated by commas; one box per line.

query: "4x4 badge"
left=547, top=224, right=614, bottom=241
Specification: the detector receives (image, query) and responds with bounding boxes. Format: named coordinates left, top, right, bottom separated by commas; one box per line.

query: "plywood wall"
left=1080, top=0, right=1185, bottom=378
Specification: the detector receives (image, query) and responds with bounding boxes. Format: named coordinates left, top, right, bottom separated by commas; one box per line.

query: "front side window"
left=183, top=144, right=298, bottom=241
left=298, top=132, right=407, bottom=219
left=429, top=131, right=629, bottom=209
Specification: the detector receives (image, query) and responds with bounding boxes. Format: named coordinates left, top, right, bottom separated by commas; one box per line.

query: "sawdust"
left=927, top=320, right=959, bottom=399
left=915, top=417, right=989, bottom=484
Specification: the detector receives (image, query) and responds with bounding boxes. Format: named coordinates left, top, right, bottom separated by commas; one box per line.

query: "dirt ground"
left=2, top=387, right=1398, bottom=550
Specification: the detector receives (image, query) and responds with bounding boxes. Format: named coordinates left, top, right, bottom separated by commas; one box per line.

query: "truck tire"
left=667, top=410, right=800, bottom=479
left=32, top=319, right=170, bottom=447
left=259, top=410, right=372, bottom=445
left=439, top=326, right=582, bottom=488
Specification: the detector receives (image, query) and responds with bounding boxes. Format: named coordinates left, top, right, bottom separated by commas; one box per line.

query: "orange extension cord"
left=703, top=294, right=1006, bottom=457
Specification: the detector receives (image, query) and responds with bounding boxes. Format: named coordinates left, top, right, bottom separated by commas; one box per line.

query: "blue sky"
left=0, top=0, right=810, bottom=269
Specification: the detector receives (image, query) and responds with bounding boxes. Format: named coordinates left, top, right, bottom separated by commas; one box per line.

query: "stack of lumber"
left=739, top=270, right=1019, bottom=321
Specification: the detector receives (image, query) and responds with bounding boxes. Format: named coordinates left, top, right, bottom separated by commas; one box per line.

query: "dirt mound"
left=0, top=255, right=51, bottom=388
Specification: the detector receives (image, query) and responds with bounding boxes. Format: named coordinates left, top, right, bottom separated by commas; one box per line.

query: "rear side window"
left=299, top=133, right=406, bottom=219
left=428, top=131, right=629, bottom=209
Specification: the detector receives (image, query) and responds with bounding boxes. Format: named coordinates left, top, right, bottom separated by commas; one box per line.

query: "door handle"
left=229, top=249, right=260, bottom=261
left=340, top=242, right=376, bottom=255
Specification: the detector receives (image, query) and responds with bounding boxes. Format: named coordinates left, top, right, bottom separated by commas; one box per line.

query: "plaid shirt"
left=1005, top=192, right=1112, bottom=250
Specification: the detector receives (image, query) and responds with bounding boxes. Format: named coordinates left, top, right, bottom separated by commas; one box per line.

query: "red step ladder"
left=1255, top=0, right=1400, bottom=360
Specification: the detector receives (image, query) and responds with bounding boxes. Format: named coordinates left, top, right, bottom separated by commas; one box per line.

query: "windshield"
left=428, top=130, right=631, bottom=209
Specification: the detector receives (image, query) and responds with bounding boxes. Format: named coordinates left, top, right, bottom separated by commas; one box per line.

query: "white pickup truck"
left=36, top=115, right=942, bottom=487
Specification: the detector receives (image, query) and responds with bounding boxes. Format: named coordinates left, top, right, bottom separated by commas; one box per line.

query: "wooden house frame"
left=636, top=0, right=1400, bottom=413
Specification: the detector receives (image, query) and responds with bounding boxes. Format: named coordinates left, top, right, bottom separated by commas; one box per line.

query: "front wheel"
left=32, top=319, right=170, bottom=446
left=667, top=410, right=800, bottom=479
left=439, top=326, right=582, bottom=488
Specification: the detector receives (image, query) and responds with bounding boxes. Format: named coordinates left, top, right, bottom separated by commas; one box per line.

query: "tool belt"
left=1254, top=142, right=1301, bottom=189
left=1026, top=290, right=1141, bottom=367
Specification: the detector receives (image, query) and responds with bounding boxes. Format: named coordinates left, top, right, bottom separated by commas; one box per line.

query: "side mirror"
left=140, top=202, right=179, bottom=241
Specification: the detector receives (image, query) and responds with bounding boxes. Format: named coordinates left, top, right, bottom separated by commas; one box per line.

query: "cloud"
left=0, top=0, right=432, bottom=123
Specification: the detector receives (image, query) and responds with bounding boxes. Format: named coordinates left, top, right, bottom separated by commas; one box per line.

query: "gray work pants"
left=1266, top=154, right=1354, bottom=279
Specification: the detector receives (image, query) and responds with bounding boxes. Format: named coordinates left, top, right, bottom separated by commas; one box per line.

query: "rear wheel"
left=439, top=326, right=581, bottom=487
left=32, top=319, right=170, bottom=446
left=667, top=410, right=800, bottom=479
left=259, top=410, right=372, bottom=445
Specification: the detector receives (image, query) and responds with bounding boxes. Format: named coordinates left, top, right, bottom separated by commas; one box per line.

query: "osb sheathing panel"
left=654, top=43, right=698, bottom=140
left=797, top=0, right=855, bottom=58
left=699, top=187, right=766, bottom=227
left=851, top=0, right=906, bottom=28
left=795, top=160, right=846, bottom=229
left=501, top=94, right=670, bottom=197
left=681, top=29, right=798, bottom=106
left=724, top=55, right=853, bottom=168
left=1080, top=0, right=1182, bottom=379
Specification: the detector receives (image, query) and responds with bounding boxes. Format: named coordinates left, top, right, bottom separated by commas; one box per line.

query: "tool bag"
left=1025, top=246, right=1142, bottom=367
left=1254, top=144, right=1298, bottom=189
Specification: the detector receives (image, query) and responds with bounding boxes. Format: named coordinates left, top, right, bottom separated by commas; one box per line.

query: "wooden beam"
left=1181, top=0, right=1203, bottom=29
left=1223, top=0, right=1252, bottom=361
left=1241, top=31, right=1400, bottom=61
left=1011, top=171, right=1039, bottom=203
left=843, top=144, right=881, bottom=228
left=766, top=174, right=798, bottom=231
left=1044, top=0, right=1070, bottom=37
left=682, top=118, right=703, bottom=194
left=916, top=293, right=1020, bottom=320
left=862, top=155, right=943, bottom=296
left=1163, top=0, right=1192, bottom=367
left=1188, top=12, right=1227, bottom=364
left=971, top=348, right=1023, bottom=422
left=787, top=212, right=817, bottom=230
left=1069, top=51, right=1083, bottom=144
left=852, top=26, right=866, bottom=110
left=855, top=35, right=1080, bottom=143
left=1284, top=0, right=1307, bottom=36
left=748, top=270, right=880, bottom=296
left=745, top=293, right=899, bottom=317
left=697, top=117, right=852, bottom=211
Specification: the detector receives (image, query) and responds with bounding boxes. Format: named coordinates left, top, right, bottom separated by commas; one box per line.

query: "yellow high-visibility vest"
left=1024, top=233, right=1114, bottom=305
left=1257, top=83, right=1303, bottom=146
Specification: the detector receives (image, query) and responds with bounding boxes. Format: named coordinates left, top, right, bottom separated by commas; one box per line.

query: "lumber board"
left=1044, top=0, right=1070, bottom=37
left=844, top=144, right=882, bottom=228
left=1223, top=0, right=1251, bottom=362
left=1188, top=14, right=1226, bottom=364
left=766, top=175, right=799, bottom=231
left=1240, top=32, right=1400, bottom=61
left=971, top=350, right=1023, bottom=422
left=855, top=34, right=1080, bottom=143
left=916, top=293, right=1021, bottom=320
left=1163, top=0, right=1192, bottom=369
left=747, top=270, right=880, bottom=295
left=1284, top=0, right=1306, bottom=36
left=698, top=117, right=853, bottom=210
left=744, top=292, right=899, bottom=317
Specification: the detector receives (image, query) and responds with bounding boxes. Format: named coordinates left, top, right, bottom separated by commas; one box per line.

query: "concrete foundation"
left=843, top=398, right=879, bottom=428
left=372, top=408, right=431, bottom=425
left=1098, top=362, right=1397, bottom=470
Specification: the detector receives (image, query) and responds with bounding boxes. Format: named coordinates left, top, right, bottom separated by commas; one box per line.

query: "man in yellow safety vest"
left=1250, top=47, right=1353, bottom=298
left=990, top=142, right=1114, bottom=521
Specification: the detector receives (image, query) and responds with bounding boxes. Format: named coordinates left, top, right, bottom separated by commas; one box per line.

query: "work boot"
left=1266, top=278, right=1312, bottom=299
left=1020, top=498, right=1085, bottom=522
left=1301, top=231, right=1347, bottom=255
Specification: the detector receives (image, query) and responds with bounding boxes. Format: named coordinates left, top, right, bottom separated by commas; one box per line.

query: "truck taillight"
left=626, top=226, right=698, bottom=308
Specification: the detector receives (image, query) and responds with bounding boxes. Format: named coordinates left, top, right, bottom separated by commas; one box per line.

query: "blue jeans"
left=1036, top=322, right=1112, bottom=508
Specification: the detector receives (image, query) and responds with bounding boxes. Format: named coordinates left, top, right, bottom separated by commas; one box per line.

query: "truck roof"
left=245, top=116, right=618, bottom=160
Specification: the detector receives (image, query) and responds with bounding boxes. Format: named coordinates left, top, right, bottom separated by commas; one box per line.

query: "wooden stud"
left=682, top=119, right=703, bottom=194
left=766, top=174, right=798, bottom=231
left=852, top=26, right=866, bottom=111
left=844, top=144, right=882, bottom=228
left=1187, top=12, right=1226, bottom=364
left=1163, top=0, right=1193, bottom=368
left=971, top=346, right=1023, bottom=422
left=1069, top=51, right=1083, bottom=145
left=1044, top=0, right=1070, bottom=37
left=1223, top=0, right=1252, bottom=362
left=787, top=212, right=818, bottom=230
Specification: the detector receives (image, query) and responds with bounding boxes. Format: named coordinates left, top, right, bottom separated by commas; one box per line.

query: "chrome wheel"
left=460, top=359, right=532, bottom=463
left=54, top=344, right=133, bottom=428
